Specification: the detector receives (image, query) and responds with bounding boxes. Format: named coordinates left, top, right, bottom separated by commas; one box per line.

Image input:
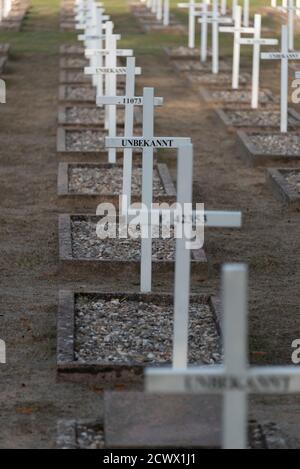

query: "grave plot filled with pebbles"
left=188, top=72, right=250, bottom=87
left=62, top=106, right=126, bottom=126
left=202, top=89, right=273, bottom=105
left=60, top=70, right=91, bottom=84
left=74, top=293, right=221, bottom=365
left=63, top=85, right=96, bottom=102
left=71, top=216, right=178, bottom=261
left=174, top=60, right=230, bottom=73
left=60, top=44, right=85, bottom=56
left=65, top=129, right=106, bottom=152
left=282, top=170, right=300, bottom=193
left=165, top=46, right=206, bottom=59
left=245, top=133, right=300, bottom=156
left=218, top=108, right=300, bottom=128
left=60, top=57, right=89, bottom=69
left=76, top=423, right=105, bottom=449
left=69, top=166, right=166, bottom=196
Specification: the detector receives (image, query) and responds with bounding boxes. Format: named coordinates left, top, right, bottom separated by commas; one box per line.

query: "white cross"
left=97, top=59, right=163, bottom=214
left=178, top=1, right=207, bottom=49
left=239, top=14, right=278, bottom=108
left=0, top=339, right=6, bottom=364
left=198, top=0, right=233, bottom=73
left=85, top=61, right=142, bottom=164
left=106, top=90, right=242, bottom=294
left=220, top=5, right=254, bottom=89
left=243, top=0, right=250, bottom=27
left=280, top=0, right=297, bottom=50
left=146, top=262, right=300, bottom=449
left=261, top=25, right=300, bottom=132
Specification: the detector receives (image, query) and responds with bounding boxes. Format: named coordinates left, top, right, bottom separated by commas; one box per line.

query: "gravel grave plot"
left=205, top=89, right=273, bottom=104
left=60, top=44, right=85, bottom=55
left=57, top=419, right=286, bottom=449
left=165, top=46, right=206, bottom=59
left=248, top=134, right=300, bottom=155
left=64, top=106, right=125, bottom=125
left=188, top=73, right=249, bottom=86
left=71, top=216, right=179, bottom=261
left=0, top=43, right=10, bottom=55
left=61, top=71, right=91, bottom=84
left=76, top=423, right=105, bottom=449
left=284, top=170, right=300, bottom=193
left=74, top=294, right=221, bottom=365
left=174, top=60, right=230, bottom=73
left=66, top=130, right=106, bottom=152
left=219, top=109, right=300, bottom=127
left=64, top=85, right=96, bottom=102
left=69, top=166, right=166, bottom=196
left=61, top=57, right=89, bottom=68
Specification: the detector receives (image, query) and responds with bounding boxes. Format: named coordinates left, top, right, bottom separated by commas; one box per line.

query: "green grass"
left=0, top=0, right=297, bottom=58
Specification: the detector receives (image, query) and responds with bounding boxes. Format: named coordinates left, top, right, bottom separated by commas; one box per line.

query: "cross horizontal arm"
left=97, top=96, right=164, bottom=106
left=105, top=137, right=192, bottom=148
left=146, top=366, right=300, bottom=394
left=219, top=26, right=254, bottom=33
left=239, top=38, right=278, bottom=46
left=78, top=33, right=120, bottom=41
left=85, top=49, right=133, bottom=57
left=84, top=66, right=142, bottom=75
left=261, top=52, right=300, bottom=59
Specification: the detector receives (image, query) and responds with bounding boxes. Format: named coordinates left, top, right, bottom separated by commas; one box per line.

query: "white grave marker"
left=198, top=0, right=233, bottom=73
left=106, top=93, right=242, bottom=294
left=239, top=14, right=278, bottom=108
left=178, top=1, right=204, bottom=49
left=220, top=5, right=254, bottom=89
left=261, top=25, right=300, bottom=132
left=147, top=263, right=300, bottom=450
left=98, top=59, right=164, bottom=213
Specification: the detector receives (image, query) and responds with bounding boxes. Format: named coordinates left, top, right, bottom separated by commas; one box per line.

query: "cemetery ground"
left=0, top=0, right=300, bottom=448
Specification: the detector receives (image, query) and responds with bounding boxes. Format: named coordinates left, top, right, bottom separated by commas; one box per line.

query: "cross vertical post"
left=173, top=144, right=193, bottom=369
left=141, top=88, right=155, bottom=293
left=223, top=264, right=248, bottom=449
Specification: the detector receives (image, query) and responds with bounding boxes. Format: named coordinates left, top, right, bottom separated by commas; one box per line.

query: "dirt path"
left=0, top=0, right=300, bottom=448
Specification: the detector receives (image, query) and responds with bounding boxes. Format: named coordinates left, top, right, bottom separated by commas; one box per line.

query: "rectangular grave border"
left=56, top=417, right=287, bottom=450
left=58, top=214, right=208, bottom=281
left=58, top=84, right=96, bottom=104
left=173, top=60, right=231, bottom=75
left=60, top=57, right=89, bottom=71
left=215, top=107, right=300, bottom=133
left=0, top=43, right=10, bottom=56
left=199, top=87, right=274, bottom=108
left=266, top=168, right=300, bottom=209
left=164, top=46, right=212, bottom=61
left=0, top=2, right=30, bottom=31
left=57, top=104, right=142, bottom=127
left=237, top=130, right=300, bottom=167
left=59, top=44, right=85, bottom=57
left=59, top=70, right=91, bottom=85
left=57, top=162, right=176, bottom=210
left=57, top=289, right=219, bottom=387
left=186, top=72, right=251, bottom=89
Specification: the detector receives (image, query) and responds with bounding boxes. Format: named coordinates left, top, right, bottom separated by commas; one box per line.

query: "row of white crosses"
left=0, top=0, right=12, bottom=22
left=271, top=0, right=300, bottom=49
left=146, top=262, right=300, bottom=449
left=106, top=87, right=242, bottom=293
left=141, top=0, right=171, bottom=26
left=178, top=0, right=250, bottom=50
left=75, top=1, right=141, bottom=164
